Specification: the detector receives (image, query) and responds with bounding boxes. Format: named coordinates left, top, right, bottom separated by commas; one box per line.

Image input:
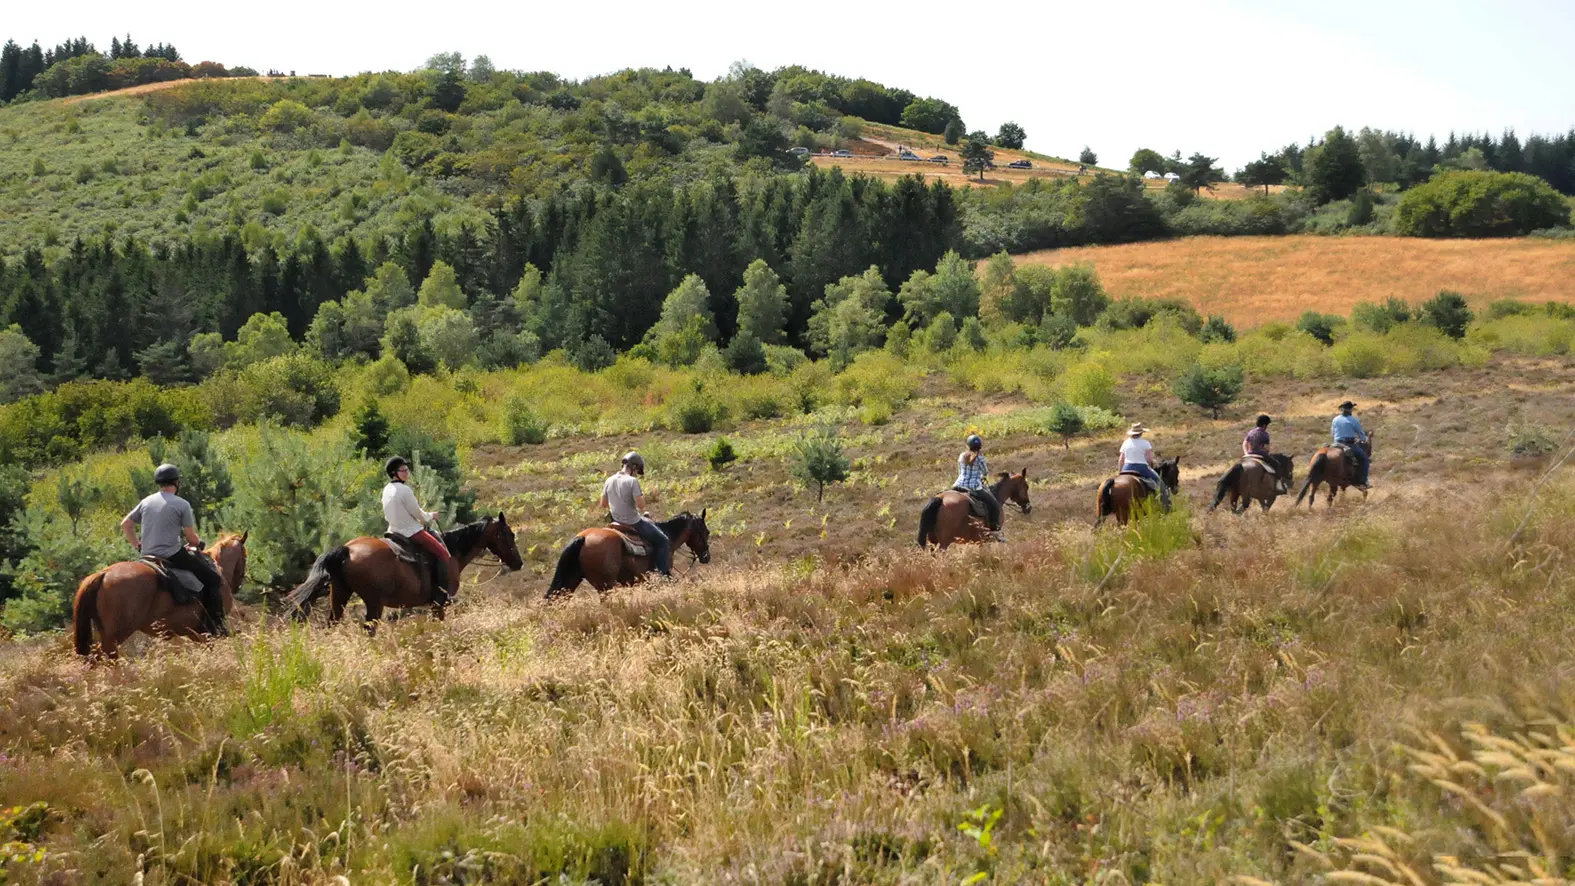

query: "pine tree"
left=792, top=424, right=850, bottom=503
left=1174, top=363, right=1243, bottom=419
left=1305, top=125, right=1365, bottom=204
left=961, top=132, right=994, bottom=181
left=352, top=398, right=391, bottom=457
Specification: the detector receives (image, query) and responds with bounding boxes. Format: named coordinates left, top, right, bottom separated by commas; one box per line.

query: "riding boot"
left=1159, top=485, right=1173, bottom=514
left=201, top=587, right=229, bottom=638
left=443, top=558, right=460, bottom=603
left=430, top=559, right=452, bottom=606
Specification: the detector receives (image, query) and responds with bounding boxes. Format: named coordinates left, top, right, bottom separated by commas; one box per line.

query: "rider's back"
left=128, top=491, right=192, bottom=558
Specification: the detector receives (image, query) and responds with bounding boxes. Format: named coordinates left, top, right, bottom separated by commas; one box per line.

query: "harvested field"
left=1021, top=234, right=1575, bottom=324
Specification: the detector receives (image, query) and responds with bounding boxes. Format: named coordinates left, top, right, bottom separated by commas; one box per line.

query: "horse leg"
left=362, top=599, right=384, bottom=636
left=329, top=581, right=352, bottom=625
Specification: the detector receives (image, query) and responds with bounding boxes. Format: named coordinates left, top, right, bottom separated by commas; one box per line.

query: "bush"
left=1295, top=311, right=1342, bottom=346
left=1351, top=298, right=1412, bottom=334
left=706, top=437, right=738, bottom=471
left=502, top=395, right=550, bottom=445
left=352, top=398, right=390, bottom=456
left=792, top=424, right=850, bottom=503
left=723, top=331, right=768, bottom=375
left=667, top=385, right=725, bottom=434
left=1469, top=315, right=1574, bottom=356
left=1173, top=363, right=1243, bottom=418
left=1394, top=170, right=1571, bottom=237
left=1046, top=402, right=1085, bottom=449
left=569, top=335, right=617, bottom=372
left=1506, top=422, right=1558, bottom=459
left=1420, top=291, right=1473, bottom=339
left=1098, top=297, right=1204, bottom=335
left=1485, top=299, right=1537, bottom=320
left=1330, top=334, right=1386, bottom=378
left=1061, top=362, right=1119, bottom=411
left=1199, top=315, right=1237, bottom=344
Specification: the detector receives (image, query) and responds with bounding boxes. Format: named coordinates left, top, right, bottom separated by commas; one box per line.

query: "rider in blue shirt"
left=1330, top=400, right=1371, bottom=489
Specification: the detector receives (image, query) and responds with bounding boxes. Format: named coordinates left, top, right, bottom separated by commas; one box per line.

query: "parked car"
left=788, top=146, right=809, bottom=156
left=1007, top=159, right=1032, bottom=169
left=928, top=154, right=949, bottom=164
left=897, top=151, right=922, bottom=161
left=1142, top=170, right=1163, bottom=179
left=832, top=149, right=853, bottom=158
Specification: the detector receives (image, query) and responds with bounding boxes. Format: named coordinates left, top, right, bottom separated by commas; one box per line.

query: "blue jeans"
left=1336, top=439, right=1370, bottom=484
left=1122, top=463, right=1172, bottom=511
left=632, top=518, right=672, bottom=577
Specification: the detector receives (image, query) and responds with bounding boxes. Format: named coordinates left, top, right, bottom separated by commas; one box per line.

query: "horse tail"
left=1295, top=453, right=1326, bottom=507
left=547, top=536, right=586, bottom=598
left=1095, top=478, right=1115, bottom=527
left=916, top=497, right=943, bottom=548
left=73, top=571, right=105, bottom=657
left=1211, top=464, right=1243, bottom=511
left=285, top=545, right=350, bottom=613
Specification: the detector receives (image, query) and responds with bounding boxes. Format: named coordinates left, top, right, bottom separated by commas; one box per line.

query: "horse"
left=1094, top=458, right=1181, bottom=528
left=916, top=470, right=1032, bottom=550
left=285, top=513, right=523, bottom=633
left=1294, top=433, right=1375, bottom=508
left=546, top=510, right=711, bottom=598
left=1210, top=453, right=1296, bottom=514
left=72, top=532, right=249, bottom=659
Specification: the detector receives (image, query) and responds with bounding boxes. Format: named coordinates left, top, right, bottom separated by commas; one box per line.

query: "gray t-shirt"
left=126, top=491, right=194, bottom=558
left=602, top=472, right=643, bottom=525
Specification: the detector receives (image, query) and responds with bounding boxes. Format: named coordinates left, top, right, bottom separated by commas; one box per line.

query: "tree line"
left=0, top=33, right=217, bottom=103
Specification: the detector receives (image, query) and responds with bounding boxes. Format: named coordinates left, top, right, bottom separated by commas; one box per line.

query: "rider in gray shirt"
left=599, top=451, right=671, bottom=578
left=121, top=464, right=228, bottom=636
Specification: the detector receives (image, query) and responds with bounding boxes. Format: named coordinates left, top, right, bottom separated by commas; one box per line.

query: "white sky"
left=8, top=0, right=1574, bottom=170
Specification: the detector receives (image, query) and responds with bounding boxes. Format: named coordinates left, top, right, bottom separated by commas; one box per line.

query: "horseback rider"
left=600, top=452, right=672, bottom=579
left=1118, top=423, right=1172, bottom=512
left=1331, top=401, right=1371, bottom=490
left=120, top=463, right=228, bottom=637
left=953, top=434, right=1005, bottom=541
left=382, top=456, right=454, bottom=605
left=1243, top=414, right=1272, bottom=459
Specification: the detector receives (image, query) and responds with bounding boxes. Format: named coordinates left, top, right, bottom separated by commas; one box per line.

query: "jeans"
left=1122, top=463, right=1171, bottom=511
left=167, top=547, right=225, bottom=629
left=953, top=486, right=1002, bottom=531
left=1336, top=439, right=1370, bottom=484
left=632, top=518, right=672, bottom=577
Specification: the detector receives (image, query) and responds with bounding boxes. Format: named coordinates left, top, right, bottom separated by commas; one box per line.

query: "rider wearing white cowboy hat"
left=1118, top=423, right=1171, bottom=512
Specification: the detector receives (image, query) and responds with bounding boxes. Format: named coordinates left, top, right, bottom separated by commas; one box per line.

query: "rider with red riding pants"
left=121, top=463, right=228, bottom=637
left=382, top=456, right=455, bottom=604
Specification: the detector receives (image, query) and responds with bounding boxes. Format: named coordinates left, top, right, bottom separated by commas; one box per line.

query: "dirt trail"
left=59, top=76, right=280, bottom=105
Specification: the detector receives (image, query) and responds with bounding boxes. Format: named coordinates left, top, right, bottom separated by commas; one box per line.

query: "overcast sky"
left=8, top=0, right=1573, bottom=169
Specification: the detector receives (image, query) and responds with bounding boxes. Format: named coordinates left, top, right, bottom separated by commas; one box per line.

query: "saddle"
left=139, top=555, right=205, bottom=605
left=1243, top=453, right=1276, bottom=475
left=1118, top=470, right=1161, bottom=494
left=608, top=523, right=649, bottom=558
left=383, top=533, right=444, bottom=598
left=949, top=487, right=993, bottom=521
left=1329, top=443, right=1361, bottom=473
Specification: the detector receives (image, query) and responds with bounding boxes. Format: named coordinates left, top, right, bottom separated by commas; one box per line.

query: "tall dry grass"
left=1021, top=236, right=1575, bottom=325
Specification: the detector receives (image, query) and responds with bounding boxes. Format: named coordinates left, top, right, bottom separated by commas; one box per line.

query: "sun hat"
left=1127, top=423, right=1147, bottom=437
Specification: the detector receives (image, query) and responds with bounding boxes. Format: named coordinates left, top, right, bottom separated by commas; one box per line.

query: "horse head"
left=485, top=512, right=524, bottom=570
left=1269, top=454, right=1296, bottom=493
left=684, top=509, right=712, bottom=564
left=994, top=469, right=1032, bottom=514
left=212, top=531, right=249, bottom=604
left=1157, top=457, right=1182, bottom=494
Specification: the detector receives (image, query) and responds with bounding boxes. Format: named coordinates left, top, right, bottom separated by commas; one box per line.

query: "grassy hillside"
left=2, top=351, right=1573, bottom=882
left=1023, top=235, right=1575, bottom=324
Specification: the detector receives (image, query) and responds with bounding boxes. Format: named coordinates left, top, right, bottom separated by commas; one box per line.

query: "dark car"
left=928, top=154, right=949, bottom=164
left=1007, top=159, right=1032, bottom=169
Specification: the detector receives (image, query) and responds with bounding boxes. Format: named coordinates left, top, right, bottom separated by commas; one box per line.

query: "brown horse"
left=1094, top=458, right=1181, bottom=527
left=1295, top=433, right=1375, bottom=508
left=285, top=513, right=523, bottom=632
left=1210, top=453, right=1296, bottom=514
left=73, top=533, right=249, bottom=659
left=916, top=470, right=1033, bottom=550
left=546, top=511, right=711, bottom=598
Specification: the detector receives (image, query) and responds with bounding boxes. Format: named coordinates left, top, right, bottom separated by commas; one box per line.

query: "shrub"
left=1046, top=402, right=1085, bottom=449
left=1037, top=312, right=1078, bottom=350
left=833, top=351, right=920, bottom=413
left=1350, top=298, right=1412, bottom=334
left=1061, top=362, right=1118, bottom=411
left=1506, top=422, right=1558, bottom=459
left=1098, top=297, right=1203, bottom=335
left=1394, top=170, right=1571, bottom=237
left=792, top=424, right=850, bottom=503
left=1485, top=298, right=1537, bottom=320
left=1420, top=290, right=1473, bottom=339
left=352, top=398, right=390, bottom=456
left=569, top=335, right=617, bottom=372
left=1173, top=363, right=1243, bottom=418
left=1199, top=315, right=1237, bottom=344
left=667, top=385, right=725, bottom=434
left=723, top=331, right=768, bottom=375
left=502, top=395, right=549, bottom=445
left=1330, top=334, right=1386, bottom=378
left=706, top=437, right=738, bottom=471
left=1469, top=315, right=1574, bottom=356
left=1295, top=311, right=1342, bottom=345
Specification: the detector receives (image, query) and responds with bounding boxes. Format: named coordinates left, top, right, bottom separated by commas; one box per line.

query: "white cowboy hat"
left=1127, top=423, right=1148, bottom=437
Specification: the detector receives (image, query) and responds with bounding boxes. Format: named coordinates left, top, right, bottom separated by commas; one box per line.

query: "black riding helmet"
left=154, top=463, right=180, bottom=486
left=385, top=456, right=410, bottom=480
left=966, top=434, right=983, bottom=452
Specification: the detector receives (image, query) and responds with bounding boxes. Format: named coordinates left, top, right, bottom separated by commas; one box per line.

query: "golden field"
left=1023, top=235, right=1575, bottom=324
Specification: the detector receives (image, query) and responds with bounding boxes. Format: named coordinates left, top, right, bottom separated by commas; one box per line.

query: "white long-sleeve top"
left=382, top=481, right=433, bottom=536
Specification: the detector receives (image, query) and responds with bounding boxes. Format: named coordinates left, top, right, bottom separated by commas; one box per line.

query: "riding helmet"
left=966, top=434, right=983, bottom=451
left=153, top=463, right=181, bottom=486
left=622, top=451, right=646, bottom=475
left=385, top=456, right=410, bottom=479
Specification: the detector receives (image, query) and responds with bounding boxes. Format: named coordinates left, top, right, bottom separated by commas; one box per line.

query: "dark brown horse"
left=285, top=513, right=522, bottom=632
left=1094, top=458, right=1181, bottom=527
left=546, top=511, right=711, bottom=598
left=916, top=470, right=1033, bottom=549
left=73, top=533, right=249, bottom=659
left=1294, top=433, right=1375, bottom=508
left=1210, top=454, right=1296, bottom=514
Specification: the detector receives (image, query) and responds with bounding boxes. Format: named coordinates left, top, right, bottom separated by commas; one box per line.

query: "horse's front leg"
left=362, top=600, right=384, bottom=636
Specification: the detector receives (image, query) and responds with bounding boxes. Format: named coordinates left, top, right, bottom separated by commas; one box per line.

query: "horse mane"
left=657, top=512, right=693, bottom=536
left=441, top=519, right=492, bottom=558
left=212, top=532, right=245, bottom=550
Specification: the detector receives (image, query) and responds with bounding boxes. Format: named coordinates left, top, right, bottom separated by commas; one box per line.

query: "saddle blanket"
left=383, top=533, right=443, bottom=596
left=948, top=488, right=992, bottom=521
left=1243, top=454, right=1276, bottom=475
left=139, top=556, right=204, bottom=604
left=608, top=524, right=649, bottom=558
left=1118, top=471, right=1161, bottom=494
